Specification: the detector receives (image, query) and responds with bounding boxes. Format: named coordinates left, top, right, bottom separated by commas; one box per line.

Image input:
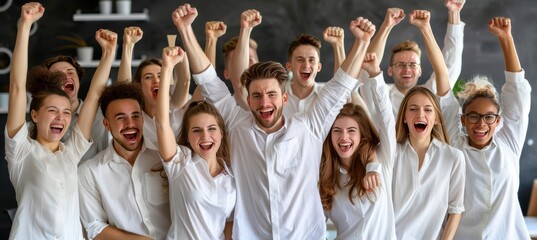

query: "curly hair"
left=99, top=82, right=144, bottom=117
left=457, top=75, right=500, bottom=114
left=319, top=103, right=380, bottom=210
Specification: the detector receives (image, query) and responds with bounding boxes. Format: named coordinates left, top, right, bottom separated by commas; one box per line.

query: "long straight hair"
left=319, top=103, right=380, bottom=210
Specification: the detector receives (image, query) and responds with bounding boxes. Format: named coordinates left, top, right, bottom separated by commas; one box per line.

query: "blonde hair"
left=390, top=40, right=422, bottom=65
left=395, top=86, right=449, bottom=145
left=457, top=75, right=500, bottom=114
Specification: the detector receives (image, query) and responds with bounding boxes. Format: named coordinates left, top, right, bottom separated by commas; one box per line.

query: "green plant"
left=56, top=34, right=88, bottom=50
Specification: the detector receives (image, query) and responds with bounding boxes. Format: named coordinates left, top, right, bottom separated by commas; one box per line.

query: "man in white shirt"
left=78, top=82, right=170, bottom=240
left=368, top=0, right=465, bottom=115
left=173, top=4, right=374, bottom=239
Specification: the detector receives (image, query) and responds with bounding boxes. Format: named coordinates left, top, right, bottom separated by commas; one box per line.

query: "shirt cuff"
left=334, top=68, right=360, bottom=90
left=365, top=162, right=382, bottom=173
left=505, top=69, right=525, bottom=83
left=86, top=220, right=109, bottom=239
left=447, top=21, right=465, bottom=33
left=192, top=65, right=218, bottom=85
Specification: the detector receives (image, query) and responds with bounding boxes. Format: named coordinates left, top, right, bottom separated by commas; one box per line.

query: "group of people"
left=4, top=1, right=531, bottom=240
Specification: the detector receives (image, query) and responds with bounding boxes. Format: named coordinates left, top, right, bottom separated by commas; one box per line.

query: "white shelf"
left=78, top=58, right=145, bottom=68
left=73, top=9, right=149, bottom=21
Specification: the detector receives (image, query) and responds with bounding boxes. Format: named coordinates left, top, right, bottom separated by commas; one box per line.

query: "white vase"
left=77, top=47, right=94, bottom=62
left=116, top=0, right=131, bottom=15
left=99, top=0, right=112, bottom=15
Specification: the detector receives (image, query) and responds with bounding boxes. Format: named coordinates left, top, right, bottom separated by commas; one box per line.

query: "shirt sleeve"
left=78, top=162, right=110, bottom=239
left=439, top=92, right=464, bottom=147
left=66, top=123, right=93, bottom=165
left=4, top=123, right=32, bottom=189
left=497, top=70, right=531, bottom=158
left=192, top=66, right=249, bottom=130
left=448, top=147, right=466, bottom=214
left=161, top=145, right=192, bottom=180
left=424, top=22, right=465, bottom=92
left=304, top=68, right=359, bottom=140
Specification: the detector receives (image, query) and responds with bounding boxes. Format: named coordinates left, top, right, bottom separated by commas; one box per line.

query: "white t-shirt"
left=163, top=145, right=235, bottom=240
left=5, top=123, right=91, bottom=240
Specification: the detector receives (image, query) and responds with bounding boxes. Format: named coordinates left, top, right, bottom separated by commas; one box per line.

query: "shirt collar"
left=462, top=135, right=497, bottom=150
left=105, top=137, right=149, bottom=164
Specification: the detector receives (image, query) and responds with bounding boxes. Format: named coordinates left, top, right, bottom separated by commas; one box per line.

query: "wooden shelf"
left=78, top=58, right=145, bottom=68
left=73, top=9, right=149, bottom=21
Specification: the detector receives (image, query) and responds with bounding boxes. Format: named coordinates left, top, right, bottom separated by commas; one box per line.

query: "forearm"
left=95, top=226, right=152, bottom=240
left=117, top=42, right=135, bottom=83
left=420, top=25, right=449, bottom=96
left=332, top=42, right=345, bottom=74
left=224, top=221, right=233, bottom=240
left=204, top=36, right=217, bottom=67
left=441, top=213, right=461, bottom=240
left=498, top=35, right=521, bottom=72
left=340, top=39, right=369, bottom=78
left=447, top=9, right=461, bottom=25
left=156, top=62, right=178, bottom=161
left=171, top=57, right=191, bottom=109
left=178, top=25, right=211, bottom=74
left=367, top=23, right=393, bottom=64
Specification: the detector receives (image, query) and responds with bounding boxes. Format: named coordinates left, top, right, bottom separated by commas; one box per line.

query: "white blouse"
left=392, top=138, right=465, bottom=239
left=5, top=123, right=91, bottom=240
left=441, top=70, right=531, bottom=239
left=163, top=145, right=235, bottom=240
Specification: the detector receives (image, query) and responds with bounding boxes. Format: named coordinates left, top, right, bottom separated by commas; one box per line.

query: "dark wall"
left=1, top=0, right=536, bottom=237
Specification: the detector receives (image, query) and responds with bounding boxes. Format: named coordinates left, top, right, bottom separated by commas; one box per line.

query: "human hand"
left=96, top=29, right=118, bottom=52
left=205, top=21, right=227, bottom=39
left=20, top=2, right=45, bottom=25
left=349, top=17, right=376, bottom=42
left=361, top=52, right=381, bottom=77
left=384, top=8, right=405, bottom=28
left=123, top=26, right=143, bottom=45
left=363, top=171, right=381, bottom=193
left=323, top=26, right=344, bottom=45
left=162, top=47, right=185, bottom=67
left=409, top=10, right=431, bottom=30
left=241, top=9, right=262, bottom=29
left=445, top=0, right=465, bottom=13
left=172, top=4, right=198, bottom=31
left=488, top=17, right=512, bottom=38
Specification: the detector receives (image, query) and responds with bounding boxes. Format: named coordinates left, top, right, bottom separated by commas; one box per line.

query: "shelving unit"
left=73, top=8, right=149, bottom=21
left=78, top=58, right=145, bottom=68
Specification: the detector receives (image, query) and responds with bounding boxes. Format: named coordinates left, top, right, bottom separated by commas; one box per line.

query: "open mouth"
left=151, top=87, right=159, bottom=99
left=473, top=130, right=488, bottom=138
left=50, top=124, right=64, bottom=134
left=414, top=121, right=427, bottom=132
left=299, top=72, right=311, bottom=80
left=64, top=82, right=75, bottom=94
left=121, top=129, right=138, bottom=142
left=259, top=109, right=274, bottom=119
left=199, top=142, right=214, bottom=151
left=338, top=143, right=352, bottom=152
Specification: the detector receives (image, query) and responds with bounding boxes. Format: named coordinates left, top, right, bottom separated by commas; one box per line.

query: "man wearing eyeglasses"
left=367, top=0, right=465, bottom=116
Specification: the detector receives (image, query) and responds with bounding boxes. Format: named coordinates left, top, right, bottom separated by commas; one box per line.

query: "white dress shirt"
left=325, top=73, right=397, bottom=240
left=441, top=70, right=531, bottom=239
left=61, top=99, right=109, bottom=163
left=143, top=103, right=183, bottom=150
left=5, top=123, right=91, bottom=240
left=389, top=22, right=465, bottom=116
left=392, top=138, right=465, bottom=239
left=78, top=139, right=171, bottom=240
left=283, top=81, right=323, bottom=117
left=193, top=66, right=358, bottom=240
left=163, top=145, right=235, bottom=240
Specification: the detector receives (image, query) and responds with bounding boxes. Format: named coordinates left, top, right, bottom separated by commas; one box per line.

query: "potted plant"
left=56, top=34, right=93, bottom=62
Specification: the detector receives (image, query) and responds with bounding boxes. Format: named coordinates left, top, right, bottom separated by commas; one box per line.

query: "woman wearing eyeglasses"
left=441, top=17, right=530, bottom=239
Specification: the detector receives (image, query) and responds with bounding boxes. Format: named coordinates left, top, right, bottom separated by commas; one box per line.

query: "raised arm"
left=340, top=17, right=375, bottom=78
left=156, top=46, right=185, bottom=161
left=78, top=29, right=117, bottom=140
left=323, top=26, right=345, bottom=74
left=204, top=21, right=227, bottom=67
left=229, top=9, right=262, bottom=110
left=489, top=17, right=521, bottom=72
left=7, top=3, right=44, bottom=138
left=117, top=26, right=143, bottom=83
left=409, top=10, right=450, bottom=96
left=173, top=4, right=210, bottom=74
left=171, top=52, right=191, bottom=109
left=367, top=8, right=405, bottom=64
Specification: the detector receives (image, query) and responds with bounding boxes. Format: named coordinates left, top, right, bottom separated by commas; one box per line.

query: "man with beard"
left=42, top=55, right=110, bottom=163
left=78, top=82, right=170, bottom=240
left=173, top=4, right=374, bottom=239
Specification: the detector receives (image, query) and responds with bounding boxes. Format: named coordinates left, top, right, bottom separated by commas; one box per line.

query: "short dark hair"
left=287, top=34, right=321, bottom=61
left=100, top=82, right=144, bottom=117
left=240, top=61, right=287, bottom=94
left=41, top=55, right=85, bottom=80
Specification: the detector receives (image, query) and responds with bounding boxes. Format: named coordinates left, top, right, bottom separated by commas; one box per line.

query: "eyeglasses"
left=392, top=62, right=420, bottom=69
left=464, top=113, right=499, bottom=124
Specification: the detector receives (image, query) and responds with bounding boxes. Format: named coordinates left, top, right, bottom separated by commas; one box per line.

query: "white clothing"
left=441, top=70, right=531, bottom=239
left=325, top=73, right=397, bottom=240
left=78, top=140, right=171, bottom=240
left=163, top=145, right=235, bottom=240
left=5, top=123, right=91, bottom=240
left=392, top=138, right=465, bottom=239
left=143, top=103, right=183, bottom=150
left=193, top=66, right=358, bottom=240
left=283, top=81, right=323, bottom=117
left=62, top=99, right=109, bottom=163
left=389, top=22, right=465, bottom=116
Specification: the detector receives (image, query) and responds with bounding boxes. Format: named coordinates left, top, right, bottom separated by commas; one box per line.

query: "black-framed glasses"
left=464, top=113, right=499, bottom=124
left=392, top=62, right=420, bottom=69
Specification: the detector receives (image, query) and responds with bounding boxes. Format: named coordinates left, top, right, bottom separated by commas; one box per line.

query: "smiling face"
left=139, top=64, right=161, bottom=111
left=187, top=113, right=223, bottom=160
left=48, top=61, right=80, bottom=103
left=286, top=44, right=322, bottom=90
left=388, top=50, right=422, bottom=94
left=247, top=78, right=288, bottom=133
left=31, top=94, right=72, bottom=145
left=461, top=97, right=500, bottom=149
left=104, top=99, right=144, bottom=153
left=404, top=93, right=436, bottom=142
left=331, top=116, right=361, bottom=165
